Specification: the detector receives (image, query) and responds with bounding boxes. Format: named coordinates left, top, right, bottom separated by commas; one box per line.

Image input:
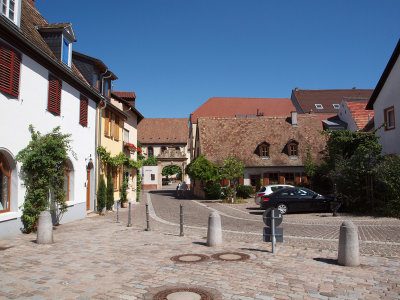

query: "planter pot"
left=121, top=202, right=128, bottom=208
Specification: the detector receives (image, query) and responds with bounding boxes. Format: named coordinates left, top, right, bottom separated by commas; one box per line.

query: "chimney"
left=291, top=111, right=298, bottom=127
left=28, top=0, right=35, bottom=7
left=294, top=87, right=299, bottom=91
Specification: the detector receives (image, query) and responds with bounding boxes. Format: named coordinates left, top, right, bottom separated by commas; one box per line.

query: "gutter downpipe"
left=98, top=69, right=113, bottom=213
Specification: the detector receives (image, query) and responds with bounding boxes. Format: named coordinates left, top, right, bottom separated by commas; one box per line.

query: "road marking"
left=146, top=193, right=400, bottom=246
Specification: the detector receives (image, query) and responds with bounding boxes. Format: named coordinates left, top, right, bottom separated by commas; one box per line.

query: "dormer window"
left=315, top=104, right=323, bottom=109
left=62, top=38, right=71, bottom=66
left=332, top=104, right=340, bottom=109
left=285, top=139, right=299, bottom=157
left=1, top=0, right=21, bottom=26
left=103, top=80, right=111, bottom=98
left=257, top=142, right=270, bottom=158
left=93, top=72, right=99, bottom=89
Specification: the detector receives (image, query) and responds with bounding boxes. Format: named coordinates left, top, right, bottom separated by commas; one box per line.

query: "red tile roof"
left=292, top=89, right=374, bottom=114
left=138, top=118, right=188, bottom=144
left=345, top=100, right=374, bottom=130
left=113, top=91, right=136, bottom=100
left=197, top=115, right=326, bottom=167
left=190, top=97, right=295, bottom=124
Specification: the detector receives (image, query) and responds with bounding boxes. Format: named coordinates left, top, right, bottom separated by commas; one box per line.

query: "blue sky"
left=37, top=0, right=400, bottom=119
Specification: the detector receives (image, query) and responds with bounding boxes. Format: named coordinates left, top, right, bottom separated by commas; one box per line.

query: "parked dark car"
left=260, top=187, right=334, bottom=214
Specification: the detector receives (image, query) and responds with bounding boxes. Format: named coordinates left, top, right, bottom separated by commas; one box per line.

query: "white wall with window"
left=0, top=40, right=98, bottom=237
left=373, top=54, right=400, bottom=155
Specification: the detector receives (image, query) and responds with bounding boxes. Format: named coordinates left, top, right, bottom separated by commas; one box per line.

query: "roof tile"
left=138, top=118, right=188, bottom=144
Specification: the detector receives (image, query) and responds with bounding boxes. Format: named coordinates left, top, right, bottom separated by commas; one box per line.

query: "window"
left=62, top=38, right=70, bottom=66
left=93, top=72, right=99, bottom=89
left=384, top=106, right=395, bottom=130
left=285, top=173, right=295, bottom=184
left=151, top=174, right=155, bottom=181
left=288, top=143, right=298, bottom=156
left=0, top=41, right=21, bottom=97
left=268, top=173, right=279, bottom=185
left=114, top=115, right=120, bottom=140
left=332, top=104, right=340, bottom=109
left=175, top=147, right=180, bottom=151
left=161, top=146, right=167, bottom=153
left=124, top=129, right=129, bottom=143
left=48, top=74, right=62, bottom=115
left=104, top=80, right=110, bottom=98
left=79, top=95, right=88, bottom=127
left=1, top=0, right=16, bottom=23
left=0, top=153, right=11, bottom=212
left=64, top=167, right=70, bottom=202
left=148, top=146, right=154, bottom=157
left=104, top=110, right=110, bottom=136
left=315, top=104, right=323, bottom=109
left=259, top=145, right=269, bottom=157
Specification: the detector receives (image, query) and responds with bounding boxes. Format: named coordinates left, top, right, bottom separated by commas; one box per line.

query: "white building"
left=367, top=39, right=400, bottom=155
left=0, top=0, right=102, bottom=237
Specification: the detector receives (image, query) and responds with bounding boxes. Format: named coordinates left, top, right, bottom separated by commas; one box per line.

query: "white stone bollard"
left=37, top=211, right=53, bottom=244
left=338, top=221, right=360, bottom=266
left=207, top=212, right=222, bottom=246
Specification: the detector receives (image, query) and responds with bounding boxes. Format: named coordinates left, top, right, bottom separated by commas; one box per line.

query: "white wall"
left=0, top=45, right=97, bottom=234
left=141, top=166, right=159, bottom=185
left=338, top=101, right=358, bottom=131
left=373, top=56, right=400, bottom=155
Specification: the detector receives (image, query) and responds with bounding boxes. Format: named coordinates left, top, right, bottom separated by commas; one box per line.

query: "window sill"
left=384, top=126, right=395, bottom=131
left=260, top=156, right=270, bottom=160
left=0, top=211, right=21, bottom=222
left=289, top=156, right=299, bottom=159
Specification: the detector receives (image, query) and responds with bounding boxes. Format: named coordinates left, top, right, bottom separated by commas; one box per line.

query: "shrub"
left=236, top=185, right=254, bottom=199
left=203, top=182, right=221, bottom=200
left=120, top=173, right=128, bottom=203
left=221, top=186, right=233, bottom=200
left=106, top=175, right=114, bottom=210
left=97, top=177, right=106, bottom=212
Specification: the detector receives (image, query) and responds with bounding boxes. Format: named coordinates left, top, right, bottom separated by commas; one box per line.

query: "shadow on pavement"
left=313, top=258, right=339, bottom=265
left=192, top=241, right=208, bottom=246
left=239, top=247, right=270, bottom=253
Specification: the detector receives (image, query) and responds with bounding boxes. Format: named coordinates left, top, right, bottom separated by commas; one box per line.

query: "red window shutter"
left=48, top=75, right=62, bottom=115
left=0, top=42, right=21, bottom=97
left=79, top=95, right=88, bottom=126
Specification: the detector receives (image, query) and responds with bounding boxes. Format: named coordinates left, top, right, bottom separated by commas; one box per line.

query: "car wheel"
left=276, top=203, right=288, bottom=214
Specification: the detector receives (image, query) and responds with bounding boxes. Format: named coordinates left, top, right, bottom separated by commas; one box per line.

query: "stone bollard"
left=338, top=221, right=360, bottom=266
left=37, top=211, right=53, bottom=244
left=207, top=212, right=222, bottom=246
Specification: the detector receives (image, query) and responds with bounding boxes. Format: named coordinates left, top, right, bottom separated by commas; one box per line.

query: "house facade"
left=189, top=97, right=295, bottom=161
left=366, top=39, right=400, bottom=155
left=0, top=0, right=101, bottom=237
left=138, top=118, right=190, bottom=190
left=111, top=91, right=144, bottom=202
left=193, top=113, right=326, bottom=197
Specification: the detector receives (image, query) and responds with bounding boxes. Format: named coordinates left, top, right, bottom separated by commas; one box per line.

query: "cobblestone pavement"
left=1, top=197, right=400, bottom=300
left=144, top=189, right=400, bottom=258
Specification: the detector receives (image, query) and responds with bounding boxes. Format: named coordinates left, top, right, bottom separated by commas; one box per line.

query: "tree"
left=120, top=172, right=128, bottom=203
left=97, top=177, right=106, bottom=212
left=186, top=155, right=220, bottom=183
left=162, top=165, right=181, bottom=180
left=219, top=157, right=245, bottom=201
left=106, top=175, right=114, bottom=210
left=16, top=125, right=74, bottom=233
left=142, top=155, right=158, bottom=166
left=304, top=147, right=317, bottom=188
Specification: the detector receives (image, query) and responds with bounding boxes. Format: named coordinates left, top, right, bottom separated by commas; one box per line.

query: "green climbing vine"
left=97, top=146, right=142, bottom=169
left=16, top=125, right=75, bottom=233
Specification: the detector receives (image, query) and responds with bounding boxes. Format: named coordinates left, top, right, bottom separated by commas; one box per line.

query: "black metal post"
left=116, top=200, right=120, bottom=223
left=127, top=202, right=132, bottom=227
left=271, top=209, right=275, bottom=254
left=146, top=203, right=150, bottom=231
left=179, top=204, right=184, bottom=236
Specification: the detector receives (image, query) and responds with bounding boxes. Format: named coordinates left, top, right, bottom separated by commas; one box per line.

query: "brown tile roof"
left=138, top=118, right=189, bottom=144
left=7, top=1, right=92, bottom=93
left=111, top=93, right=144, bottom=123
left=113, top=91, right=136, bottom=100
left=197, top=115, right=326, bottom=167
left=190, top=97, right=295, bottom=124
left=36, top=23, right=72, bottom=29
left=292, top=89, right=374, bottom=114
left=344, top=100, right=374, bottom=130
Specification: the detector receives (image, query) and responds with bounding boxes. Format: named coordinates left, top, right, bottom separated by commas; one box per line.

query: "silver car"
left=254, top=184, right=294, bottom=207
